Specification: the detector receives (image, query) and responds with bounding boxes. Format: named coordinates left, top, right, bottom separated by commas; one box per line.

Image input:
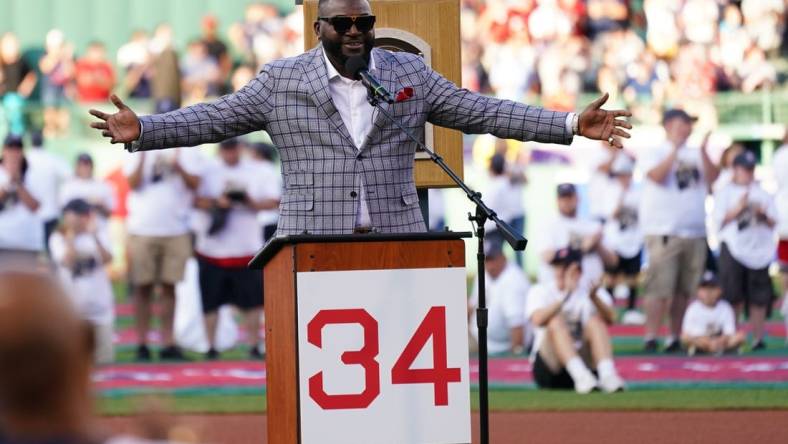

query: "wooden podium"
left=250, top=233, right=472, bottom=444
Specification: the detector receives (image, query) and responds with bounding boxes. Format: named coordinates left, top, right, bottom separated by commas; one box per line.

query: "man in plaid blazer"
left=90, top=0, right=632, bottom=236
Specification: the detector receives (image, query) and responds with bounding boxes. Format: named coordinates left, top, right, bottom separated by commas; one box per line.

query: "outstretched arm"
left=89, top=66, right=276, bottom=151
left=422, top=61, right=631, bottom=147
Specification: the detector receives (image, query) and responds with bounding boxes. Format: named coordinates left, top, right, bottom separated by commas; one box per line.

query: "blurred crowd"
left=460, top=0, right=786, bottom=124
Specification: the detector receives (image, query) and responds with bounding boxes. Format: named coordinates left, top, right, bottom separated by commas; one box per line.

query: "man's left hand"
left=578, top=93, right=632, bottom=149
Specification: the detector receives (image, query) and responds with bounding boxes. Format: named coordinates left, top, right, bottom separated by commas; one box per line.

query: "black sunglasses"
left=318, top=15, right=376, bottom=34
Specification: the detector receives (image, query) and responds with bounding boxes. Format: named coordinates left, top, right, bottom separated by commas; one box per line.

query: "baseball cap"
left=699, top=270, right=720, bottom=287
left=610, top=153, right=635, bottom=176
left=63, top=198, right=92, bottom=216
left=662, top=108, right=697, bottom=125
left=549, top=247, right=582, bottom=266
left=557, top=183, right=577, bottom=197
left=484, top=231, right=505, bottom=259
left=3, top=135, right=23, bottom=149
left=76, top=152, right=93, bottom=164
left=732, top=150, right=757, bottom=169
left=220, top=137, right=242, bottom=149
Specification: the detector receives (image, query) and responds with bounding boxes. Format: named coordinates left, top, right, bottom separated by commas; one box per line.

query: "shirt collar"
left=322, top=45, right=376, bottom=82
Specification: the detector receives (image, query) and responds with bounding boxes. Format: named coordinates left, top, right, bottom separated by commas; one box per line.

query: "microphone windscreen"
left=344, top=56, right=368, bottom=80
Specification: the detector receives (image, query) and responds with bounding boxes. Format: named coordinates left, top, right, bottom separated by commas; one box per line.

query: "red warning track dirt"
left=101, top=410, right=788, bottom=444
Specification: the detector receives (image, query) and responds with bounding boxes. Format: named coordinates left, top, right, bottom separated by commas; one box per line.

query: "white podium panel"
left=296, top=267, right=471, bottom=444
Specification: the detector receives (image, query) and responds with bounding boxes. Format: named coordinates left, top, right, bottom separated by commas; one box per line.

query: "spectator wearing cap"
left=0, top=135, right=42, bottom=256
left=773, top=131, right=788, bottom=336
left=60, top=153, right=115, bottom=221
left=193, top=138, right=279, bottom=360
left=49, top=198, right=114, bottom=364
left=484, top=153, right=526, bottom=265
left=538, top=183, right=618, bottom=285
left=124, top=145, right=203, bottom=361
left=637, top=109, right=715, bottom=353
left=601, top=153, right=645, bottom=325
left=525, top=247, right=624, bottom=394
left=24, top=130, right=71, bottom=250
left=468, top=233, right=531, bottom=356
left=713, top=150, right=777, bottom=350
left=247, top=142, right=283, bottom=243
left=681, top=271, right=745, bottom=356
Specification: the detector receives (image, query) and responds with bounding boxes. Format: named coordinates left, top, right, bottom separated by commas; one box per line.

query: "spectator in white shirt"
left=24, top=130, right=71, bottom=250
left=525, top=248, right=624, bottom=394
left=49, top=198, right=114, bottom=364
left=773, top=132, right=788, bottom=331
left=468, top=234, right=530, bottom=356
left=713, top=150, right=777, bottom=350
left=59, top=153, right=115, bottom=230
left=638, top=109, right=715, bottom=353
left=538, top=183, right=618, bottom=285
left=485, top=153, right=526, bottom=265
left=123, top=145, right=202, bottom=361
left=194, top=138, right=278, bottom=360
left=585, top=142, right=617, bottom=222
left=710, top=142, right=745, bottom=194
left=602, top=153, right=644, bottom=325
left=681, top=271, right=745, bottom=356
left=247, top=142, right=282, bottom=242
left=0, top=135, right=42, bottom=258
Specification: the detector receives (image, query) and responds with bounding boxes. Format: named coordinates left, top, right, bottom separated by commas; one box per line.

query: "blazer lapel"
left=360, top=49, right=399, bottom=153
left=301, top=47, right=356, bottom=149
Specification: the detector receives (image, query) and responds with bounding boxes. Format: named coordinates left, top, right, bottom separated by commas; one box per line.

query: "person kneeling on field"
left=681, top=271, right=745, bottom=356
left=525, top=248, right=625, bottom=394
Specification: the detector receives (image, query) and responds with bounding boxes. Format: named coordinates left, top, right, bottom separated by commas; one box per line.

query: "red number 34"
left=307, top=306, right=462, bottom=410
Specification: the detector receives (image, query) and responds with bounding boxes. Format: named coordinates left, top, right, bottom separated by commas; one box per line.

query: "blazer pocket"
left=281, top=190, right=314, bottom=212
left=401, top=186, right=419, bottom=207
left=284, top=171, right=313, bottom=188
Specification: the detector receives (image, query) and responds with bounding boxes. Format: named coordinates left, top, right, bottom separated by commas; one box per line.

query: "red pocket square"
left=395, top=87, right=414, bottom=103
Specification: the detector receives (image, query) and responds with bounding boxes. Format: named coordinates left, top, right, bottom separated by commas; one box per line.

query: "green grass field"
left=98, top=387, right=788, bottom=416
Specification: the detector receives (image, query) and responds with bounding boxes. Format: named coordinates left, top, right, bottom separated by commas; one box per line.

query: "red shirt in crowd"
left=75, top=59, right=115, bottom=102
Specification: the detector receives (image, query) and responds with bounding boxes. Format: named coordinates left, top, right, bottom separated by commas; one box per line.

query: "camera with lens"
left=737, top=206, right=753, bottom=231
left=72, top=256, right=98, bottom=278
left=618, top=206, right=638, bottom=230
left=225, top=189, right=248, bottom=203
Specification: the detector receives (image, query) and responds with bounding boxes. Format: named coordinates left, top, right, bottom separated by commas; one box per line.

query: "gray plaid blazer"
left=133, top=46, right=573, bottom=235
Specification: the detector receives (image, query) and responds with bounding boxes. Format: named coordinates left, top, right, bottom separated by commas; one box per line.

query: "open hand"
left=89, top=94, right=141, bottom=144
left=578, top=93, right=632, bottom=149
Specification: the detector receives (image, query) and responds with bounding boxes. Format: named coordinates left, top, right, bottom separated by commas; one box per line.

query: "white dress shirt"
left=323, top=48, right=375, bottom=227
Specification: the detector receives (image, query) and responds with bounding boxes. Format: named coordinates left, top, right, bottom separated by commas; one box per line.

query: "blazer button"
left=350, top=191, right=358, bottom=198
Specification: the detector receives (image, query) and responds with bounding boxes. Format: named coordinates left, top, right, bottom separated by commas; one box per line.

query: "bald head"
left=0, top=272, right=94, bottom=432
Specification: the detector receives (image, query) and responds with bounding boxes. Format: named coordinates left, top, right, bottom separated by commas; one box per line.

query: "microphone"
left=345, top=56, right=396, bottom=104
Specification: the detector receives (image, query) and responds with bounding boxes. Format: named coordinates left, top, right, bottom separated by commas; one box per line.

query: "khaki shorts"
left=643, top=235, right=706, bottom=300
left=127, top=234, right=191, bottom=286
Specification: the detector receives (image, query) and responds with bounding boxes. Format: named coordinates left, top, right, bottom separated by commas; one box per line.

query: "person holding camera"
left=525, top=247, right=624, bottom=394
left=0, top=135, right=42, bottom=258
left=637, top=109, right=715, bottom=353
left=124, top=145, right=202, bottom=361
left=713, top=150, right=777, bottom=350
left=193, top=138, right=279, bottom=360
left=49, top=198, right=115, bottom=364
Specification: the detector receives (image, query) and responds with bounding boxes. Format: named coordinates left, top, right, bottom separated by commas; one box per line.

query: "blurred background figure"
left=74, top=41, right=116, bottom=104
left=59, top=152, right=115, bottom=237
left=775, top=132, right=788, bottom=336
left=247, top=141, right=282, bottom=243
left=193, top=138, right=278, bottom=360
left=0, top=32, right=37, bottom=136
left=638, top=109, right=714, bottom=354
left=714, top=150, right=777, bottom=350
left=117, top=30, right=152, bottom=99
left=0, top=135, right=41, bottom=259
left=24, top=130, right=71, bottom=251
left=180, top=40, right=220, bottom=103
left=681, top=271, right=745, bottom=356
left=49, top=198, right=114, bottom=364
left=468, top=233, right=531, bottom=356
left=124, top=142, right=201, bottom=362
left=39, top=29, right=74, bottom=138
left=484, top=153, right=526, bottom=265
left=149, top=24, right=181, bottom=111
left=200, top=14, right=232, bottom=95
left=602, top=153, right=644, bottom=325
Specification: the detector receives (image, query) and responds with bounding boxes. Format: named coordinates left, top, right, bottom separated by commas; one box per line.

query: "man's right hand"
left=89, top=94, right=140, bottom=144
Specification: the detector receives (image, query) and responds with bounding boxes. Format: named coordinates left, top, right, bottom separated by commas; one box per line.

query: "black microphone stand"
left=366, top=93, right=527, bottom=444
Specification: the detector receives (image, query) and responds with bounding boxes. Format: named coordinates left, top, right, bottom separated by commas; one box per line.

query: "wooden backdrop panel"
left=303, top=0, right=463, bottom=188
left=294, top=239, right=466, bottom=272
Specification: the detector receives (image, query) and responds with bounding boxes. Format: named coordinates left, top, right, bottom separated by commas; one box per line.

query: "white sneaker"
left=573, top=371, right=598, bottom=394
left=621, top=310, right=646, bottom=325
left=599, top=373, right=626, bottom=393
